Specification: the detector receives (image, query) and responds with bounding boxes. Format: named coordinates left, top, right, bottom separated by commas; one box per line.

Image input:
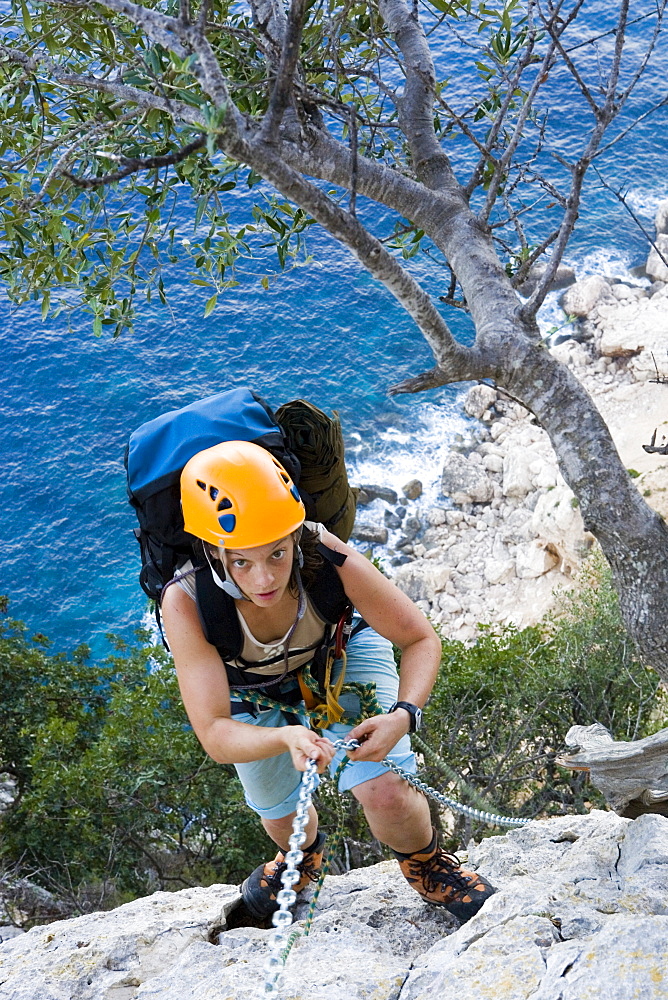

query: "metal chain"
left=262, top=737, right=529, bottom=994
left=379, top=755, right=530, bottom=828
left=263, top=755, right=320, bottom=994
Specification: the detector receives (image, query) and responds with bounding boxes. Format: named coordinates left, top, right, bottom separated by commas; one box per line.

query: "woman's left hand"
left=345, top=711, right=410, bottom=763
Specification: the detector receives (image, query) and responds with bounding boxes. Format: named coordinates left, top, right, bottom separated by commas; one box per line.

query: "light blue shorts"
left=231, top=623, right=416, bottom=819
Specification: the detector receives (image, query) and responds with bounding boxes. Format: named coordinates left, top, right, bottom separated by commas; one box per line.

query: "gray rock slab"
left=0, top=885, right=240, bottom=1000
left=3, top=813, right=668, bottom=999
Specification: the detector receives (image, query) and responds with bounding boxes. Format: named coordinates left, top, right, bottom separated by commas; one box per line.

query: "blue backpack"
left=126, top=387, right=362, bottom=703
left=125, top=387, right=301, bottom=603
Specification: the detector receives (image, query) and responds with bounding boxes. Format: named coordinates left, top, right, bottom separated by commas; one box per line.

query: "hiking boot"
left=392, top=828, right=496, bottom=923
left=241, top=830, right=327, bottom=919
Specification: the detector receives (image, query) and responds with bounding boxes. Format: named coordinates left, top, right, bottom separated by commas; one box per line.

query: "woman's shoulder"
left=163, top=559, right=199, bottom=604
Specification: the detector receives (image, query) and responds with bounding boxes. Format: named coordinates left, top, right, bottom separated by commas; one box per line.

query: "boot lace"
left=264, top=855, right=321, bottom=894
left=409, top=851, right=473, bottom=898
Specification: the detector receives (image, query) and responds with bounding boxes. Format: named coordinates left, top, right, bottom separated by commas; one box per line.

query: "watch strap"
left=388, top=700, right=422, bottom=733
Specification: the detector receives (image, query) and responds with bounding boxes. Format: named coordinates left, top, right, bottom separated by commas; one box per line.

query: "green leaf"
left=21, top=0, right=33, bottom=32
left=204, top=293, right=218, bottom=317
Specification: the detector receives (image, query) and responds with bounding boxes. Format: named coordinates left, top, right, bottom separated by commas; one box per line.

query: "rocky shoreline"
left=352, top=200, right=668, bottom=642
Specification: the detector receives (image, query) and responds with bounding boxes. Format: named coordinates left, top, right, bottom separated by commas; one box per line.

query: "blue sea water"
left=1, top=3, right=667, bottom=656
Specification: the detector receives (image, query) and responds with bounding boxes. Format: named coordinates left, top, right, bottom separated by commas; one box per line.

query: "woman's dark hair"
left=290, top=524, right=323, bottom=593
left=199, top=526, right=323, bottom=595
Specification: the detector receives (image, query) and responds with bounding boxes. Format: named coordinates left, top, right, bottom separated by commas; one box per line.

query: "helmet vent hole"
left=217, top=497, right=232, bottom=512
left=290, top=485, right=301, bottom=502
left=196, top=480, right=206, bottom=491
left=209, top=486, right=219, bottom=501
left=280, top=473, right=289, bottom=484
left=218, top=513, right=236, bottom=533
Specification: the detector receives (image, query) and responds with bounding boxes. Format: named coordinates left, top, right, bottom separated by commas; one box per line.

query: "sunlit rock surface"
left=1, top=812, right=667, bottom=999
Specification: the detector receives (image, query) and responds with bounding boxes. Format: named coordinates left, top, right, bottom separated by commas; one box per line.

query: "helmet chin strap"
left=294, top=525, right=304, bottom=568
left=203, top=545, right=248, bottom=601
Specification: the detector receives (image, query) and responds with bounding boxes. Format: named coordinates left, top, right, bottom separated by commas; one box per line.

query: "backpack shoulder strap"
left=308, top=542, right=351, bottom=622
left=195, top=542, right=350, bottom=682
left=195, top=562, right=243, bottom=661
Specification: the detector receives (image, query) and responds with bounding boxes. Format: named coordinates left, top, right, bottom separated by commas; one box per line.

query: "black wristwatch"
left=388, top=701, right=423, bottom=733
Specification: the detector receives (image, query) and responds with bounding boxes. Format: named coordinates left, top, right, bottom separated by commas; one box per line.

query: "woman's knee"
left=351, top=771, right=413, bottom=814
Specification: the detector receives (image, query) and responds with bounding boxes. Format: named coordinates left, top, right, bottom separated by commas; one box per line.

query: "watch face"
left=413, top=707, right=423, bottom=731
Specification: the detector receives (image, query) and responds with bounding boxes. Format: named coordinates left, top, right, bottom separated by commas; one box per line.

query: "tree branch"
left=0, top=44, right=205, bottom=127
left=260, top=0, right=306, bottom=145
left=228, top=133, right=469, bottom=376
left=520, top=0, right=634, bottom=318
left=97, top=0, right=190, bottom=58
left=477, top=15, right=566, bottom=224
left=61, top=135, right=206, bottom=189
left=593, top=167, right=668, bottom=273
left=377, top=0, right=461, bottom=195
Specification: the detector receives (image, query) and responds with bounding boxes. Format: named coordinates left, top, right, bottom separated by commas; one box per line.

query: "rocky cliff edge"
left=1, top=810, right=667, bottom=1000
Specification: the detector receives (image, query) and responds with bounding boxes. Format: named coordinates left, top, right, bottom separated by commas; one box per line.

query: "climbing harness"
left=262, top=737, right=529, bottom=994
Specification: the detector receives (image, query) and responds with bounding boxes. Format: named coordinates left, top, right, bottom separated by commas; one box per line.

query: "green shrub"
left=422, top=553, right=660, bottom=844
left=0, top=608, right=270, bottom=921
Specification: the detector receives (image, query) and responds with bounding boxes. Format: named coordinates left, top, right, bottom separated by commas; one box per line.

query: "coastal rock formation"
left=1, top=811, right=667, bottom=999
left=358, top=246, right=668, bottom=641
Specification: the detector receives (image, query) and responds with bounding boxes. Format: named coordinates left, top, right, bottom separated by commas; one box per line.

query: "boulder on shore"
left=441, top=453, right=494, bottom=505
left=646, top=233, right=668, bottom=283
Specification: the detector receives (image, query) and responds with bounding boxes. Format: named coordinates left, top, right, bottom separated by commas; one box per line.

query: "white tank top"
left=173, top=523, right=334, bottom=677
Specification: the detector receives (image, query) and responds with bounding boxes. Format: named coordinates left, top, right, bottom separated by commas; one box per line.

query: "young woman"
left=161, top=440, right=495, bottom=922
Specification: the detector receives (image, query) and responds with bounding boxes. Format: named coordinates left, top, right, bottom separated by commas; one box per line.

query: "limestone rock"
left=351, top=522, right=388, bottom=545
left=484, top=557, right=516, bottom=585
left=426, top=508, right=448, bottom=527
left=441, top=454, right=494, bottom=505
left=384, top=509, right=403, bottom=530
left=502, top=446, right=534, bottom=499
left=402, top=478, right=423, bottom=500
left=392, top=562, right=451, bottom=602
left=464, top=384, right=498, bottom=420
left=560, top=275, right=614, bottom=316
left=530, top=487, right=592, bottom=574
left=483, top=453, right=504, bottom=474
left=355, top=484, right=398, bottom=505
left=515, top=541, right=559, bottom=579
left=3, top=813, right=668, bottom=1000
left=0, top=884, right=240, bottom=1000
left=516, top=262, right=576, bottom=297
left=646, top=233, right=668, bottom=283
left=610, top=282, right=646, bottom=301
left=598, top=321, right=645, bottom=357
left=655, top=198, right=668, bottom=236
left=438, top=593, right=462, bottom=615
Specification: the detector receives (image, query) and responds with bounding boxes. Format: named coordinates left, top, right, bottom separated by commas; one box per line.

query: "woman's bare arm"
left=321, top=528, right=442, bottom=761
left=161, top=584, right=335, bottom=771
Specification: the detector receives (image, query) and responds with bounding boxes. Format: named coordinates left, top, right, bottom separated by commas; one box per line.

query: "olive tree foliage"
left=1, top=1, right=668, bottom=673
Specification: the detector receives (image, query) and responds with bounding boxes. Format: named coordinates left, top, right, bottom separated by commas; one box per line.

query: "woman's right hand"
left=282, top=726, right=336, bottom=773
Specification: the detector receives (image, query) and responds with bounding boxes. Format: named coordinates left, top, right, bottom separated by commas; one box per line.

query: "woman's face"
left=221, top=535, right=295, bottom=607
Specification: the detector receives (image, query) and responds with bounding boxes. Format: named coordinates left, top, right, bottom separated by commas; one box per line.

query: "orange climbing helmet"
left=180, top=440, right=305, bottom=549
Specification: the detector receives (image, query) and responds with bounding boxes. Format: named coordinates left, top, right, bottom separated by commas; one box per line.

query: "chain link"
left=262, top=737, right=528, bottom=993
left=262, top=754, right=320, bottom=994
